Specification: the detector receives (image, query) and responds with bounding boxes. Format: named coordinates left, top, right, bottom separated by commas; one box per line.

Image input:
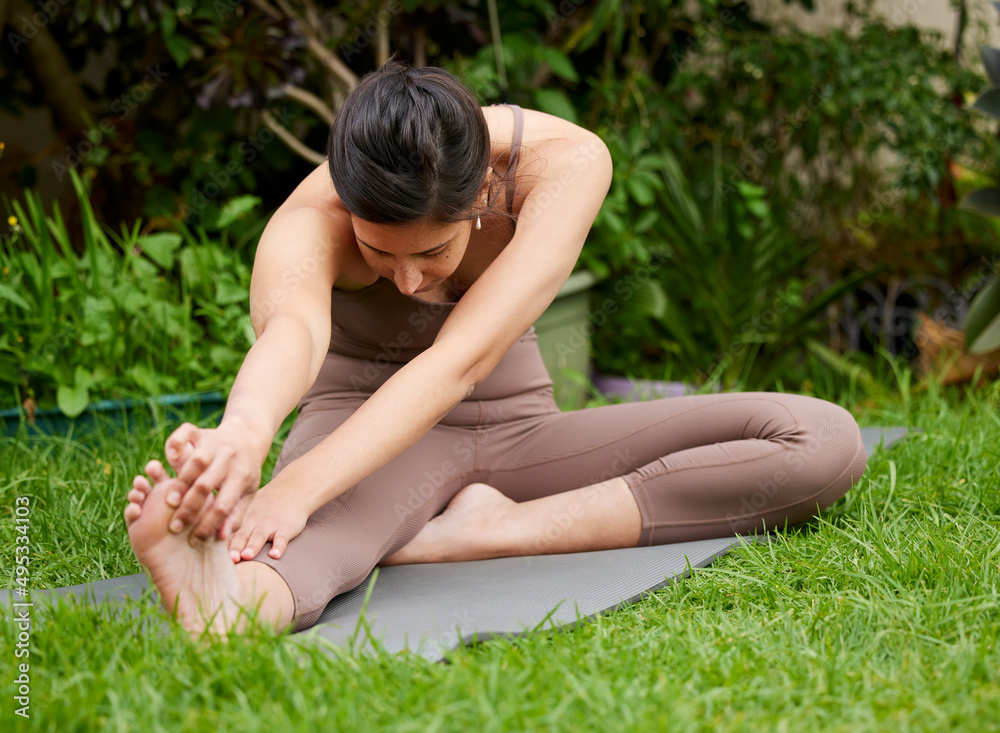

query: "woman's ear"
left=481, top=166, right=494, bottom=204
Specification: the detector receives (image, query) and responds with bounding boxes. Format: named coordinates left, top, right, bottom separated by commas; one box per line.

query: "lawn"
left=2, top=376, right=999, bottom=732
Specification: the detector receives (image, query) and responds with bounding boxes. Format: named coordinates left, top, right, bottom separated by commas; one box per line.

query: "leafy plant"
left=954, top=6, right=1000, bottom=354
left=0, top=170, right=259, bottom=416
left=590, top=145, right=880, bottom=391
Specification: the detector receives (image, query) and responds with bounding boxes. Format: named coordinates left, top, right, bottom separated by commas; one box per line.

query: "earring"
left=476, top=196, right=486, bottom=230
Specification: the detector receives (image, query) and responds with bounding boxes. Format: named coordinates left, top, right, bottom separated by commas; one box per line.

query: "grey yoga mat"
left=3, top=426, right=915, bottom=661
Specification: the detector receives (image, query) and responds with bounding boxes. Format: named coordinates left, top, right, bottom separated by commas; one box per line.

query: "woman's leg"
left=385, top=391, right=868, bottom=562
left=244, top=404, right=487, bottom=632
left=129, top=403, right=483, bottom=635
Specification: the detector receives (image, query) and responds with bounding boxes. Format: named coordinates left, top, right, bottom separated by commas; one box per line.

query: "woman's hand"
left=226, top=483, right=309, bottom=562
left=163, top=420, right=267, bottom=546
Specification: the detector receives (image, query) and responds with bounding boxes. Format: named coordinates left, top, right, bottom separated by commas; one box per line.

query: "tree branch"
left=246, top=0, right=282, bottom=20
left=281, top=84, right=333, bottom=125
left=376, top=0, right=390, bottom=67
left=262, top=108, right=326, bottom=164
left=413, top=24, right=426, bottom=68
left=5, top=0, right=94, bottom=135
left=271, top=0, right=358, bottom=91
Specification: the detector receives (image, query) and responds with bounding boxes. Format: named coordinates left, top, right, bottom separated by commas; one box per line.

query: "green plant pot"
left=0, top=391, right=228, bottom=440
left=534, top=270, right=602, bottom=409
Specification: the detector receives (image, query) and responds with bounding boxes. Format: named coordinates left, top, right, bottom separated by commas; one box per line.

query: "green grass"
left=2, top=376, right=1000, bottom=732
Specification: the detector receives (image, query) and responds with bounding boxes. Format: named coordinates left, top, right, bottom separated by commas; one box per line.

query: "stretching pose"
left=125, top=61, right=868, bottom=636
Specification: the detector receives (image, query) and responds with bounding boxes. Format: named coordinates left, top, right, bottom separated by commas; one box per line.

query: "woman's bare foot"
left=380, top=483, right=518, bottom=565
left=380, top=477, right=643, bottom=565
left=126, top=460, right=248, bottom=637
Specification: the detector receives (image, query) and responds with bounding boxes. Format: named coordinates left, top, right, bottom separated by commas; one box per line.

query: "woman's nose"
left=394, top=263, right=422, bottom=294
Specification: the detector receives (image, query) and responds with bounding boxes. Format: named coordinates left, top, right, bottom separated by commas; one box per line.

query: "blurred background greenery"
left=2, top=0, right=999, bottom=417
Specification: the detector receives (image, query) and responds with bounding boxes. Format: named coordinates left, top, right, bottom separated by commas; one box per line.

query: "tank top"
left=327, top=104, right=525, bottom=363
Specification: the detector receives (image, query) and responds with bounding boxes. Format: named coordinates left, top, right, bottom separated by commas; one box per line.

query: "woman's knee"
left=789, top=396, right=867, bottom=509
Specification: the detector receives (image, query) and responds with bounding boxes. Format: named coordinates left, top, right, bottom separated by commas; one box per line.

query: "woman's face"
left=352, top=216, right=473, bottom=295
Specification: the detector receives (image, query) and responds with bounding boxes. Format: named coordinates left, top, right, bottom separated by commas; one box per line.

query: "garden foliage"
left=1, top=0, right=996, bottom=409
left=0, top=170, right=259, bottom=415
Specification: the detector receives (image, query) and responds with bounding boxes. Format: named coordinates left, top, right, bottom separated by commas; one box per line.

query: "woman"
left=124, top=61, right=868, bottom=636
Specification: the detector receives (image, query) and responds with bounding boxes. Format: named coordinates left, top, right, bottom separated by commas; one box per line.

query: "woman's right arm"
left=161, top=206, right=340, bottom=544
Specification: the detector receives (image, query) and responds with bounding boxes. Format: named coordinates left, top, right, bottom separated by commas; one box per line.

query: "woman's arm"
left=164, top=207, right=340, bottom=542
left=231, top=112, right=613, bottom=559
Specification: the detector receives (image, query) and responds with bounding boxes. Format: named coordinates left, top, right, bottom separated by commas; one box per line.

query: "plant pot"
left=914, top=313, right=1000, bottom=387
left=534, top=270, right=602, bottom=409
left=0, top=391, right=228, bottom=440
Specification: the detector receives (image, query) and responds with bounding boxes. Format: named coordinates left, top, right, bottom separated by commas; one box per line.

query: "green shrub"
left=0, top=170, right=259, bottom=416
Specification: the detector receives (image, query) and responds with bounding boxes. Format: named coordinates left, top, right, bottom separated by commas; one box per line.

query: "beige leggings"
left=251, top=345, right=867, bottom=631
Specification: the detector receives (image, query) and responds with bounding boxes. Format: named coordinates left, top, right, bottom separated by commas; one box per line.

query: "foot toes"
left=124, top=501, right=142, bottom=527
left=146, top=460, right=169, bottom=482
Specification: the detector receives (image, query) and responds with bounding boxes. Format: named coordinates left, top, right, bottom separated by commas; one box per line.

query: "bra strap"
left=505, top=104, right=523, bottom=216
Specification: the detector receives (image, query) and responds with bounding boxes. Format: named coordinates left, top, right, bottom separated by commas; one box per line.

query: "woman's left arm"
left=231, top=115, right=612, bottom=559
left=436, top=119, right=614, bottom=383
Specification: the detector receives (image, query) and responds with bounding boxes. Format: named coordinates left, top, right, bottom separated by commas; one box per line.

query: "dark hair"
left=327, top=59, right=490, bottom=224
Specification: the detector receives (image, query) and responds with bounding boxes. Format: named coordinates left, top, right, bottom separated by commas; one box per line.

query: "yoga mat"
left=307, top=536, right=748, bottom=660
left=2, top=426, right=915, bottom=661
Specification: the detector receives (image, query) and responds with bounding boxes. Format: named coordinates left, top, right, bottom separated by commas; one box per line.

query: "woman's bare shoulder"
left=263, top=170, right=376, bottom=289
left=481, top=105, right=607, bottom=218
left=483, top=104, right=597, bottom=147
left=274, top=162, right=340, bottom=215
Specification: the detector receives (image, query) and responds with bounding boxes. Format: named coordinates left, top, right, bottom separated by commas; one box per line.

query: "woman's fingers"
left=218, top=513, right=235, bottom=543
left=189, top=470, right=250, bottom=545
left=227, top=505, right=259, bottom=558
left=165, top=423, right=199, bottom=473
left=269, top=532, right=289, bottom=560
left=174, top=440, right=222, bottom=488
left=217, top=495, right=252, bottom=543
left=239, top=524, right=273, bottom=561
left=228, top=526, right=248, bottom=559
left=168, top=451, right=235, bottom=537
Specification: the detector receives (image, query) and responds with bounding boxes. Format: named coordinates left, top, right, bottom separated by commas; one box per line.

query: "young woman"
left=124, top=61, right=868, bottom=636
